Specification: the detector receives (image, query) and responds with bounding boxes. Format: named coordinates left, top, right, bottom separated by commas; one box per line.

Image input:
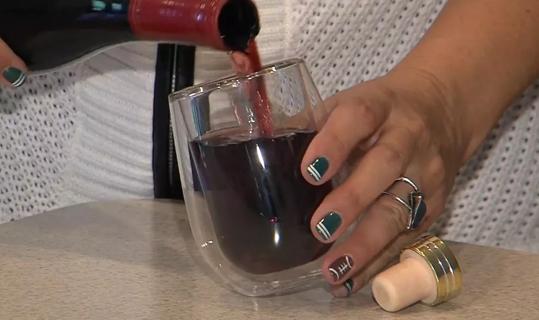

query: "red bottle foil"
left=129, top=0, right=228, bottom=50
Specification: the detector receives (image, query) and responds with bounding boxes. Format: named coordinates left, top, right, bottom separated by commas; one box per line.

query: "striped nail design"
left=315, top=211, right=342, bottom=241
left=3, top=67, right=26, bottom=87
left=329, top=255, right=354, bottom=281
left=343, top=279, right=354, bottom=297
left=307, top=157, right=329, bottom=182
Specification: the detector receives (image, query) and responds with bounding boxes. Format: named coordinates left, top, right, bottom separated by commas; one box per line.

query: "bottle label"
left=127, top=0, right=226, bottom=49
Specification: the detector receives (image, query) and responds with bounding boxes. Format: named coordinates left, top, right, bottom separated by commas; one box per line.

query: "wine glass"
left=169, top=58, right=332, bottom=296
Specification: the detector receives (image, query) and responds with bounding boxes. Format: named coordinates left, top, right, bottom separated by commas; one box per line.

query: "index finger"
left=302, top=96, right=389, bottom=185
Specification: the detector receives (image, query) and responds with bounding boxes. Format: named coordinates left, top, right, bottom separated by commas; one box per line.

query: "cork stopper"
left=371, top=235, right=462, bottom=312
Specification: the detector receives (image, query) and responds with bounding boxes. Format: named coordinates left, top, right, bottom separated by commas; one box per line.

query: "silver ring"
left=381, top=177, right=427, bottom=230
left=395, top=176, right=419, bottom=192
left=381, top=191, right=411, bottom=211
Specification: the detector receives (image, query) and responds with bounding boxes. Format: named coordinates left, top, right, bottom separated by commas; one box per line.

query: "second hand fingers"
left=321, top=189, right=414, bottom=285
left=310, top=126, right=417, bottom=244
left=330, top=189, right=446, bottom=297
left=329, top=230, right=420, bottom=298
left=302, top=97, right=389, bottom=185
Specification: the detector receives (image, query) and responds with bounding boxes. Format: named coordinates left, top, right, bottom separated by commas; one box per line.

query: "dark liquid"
left=189, top=129, right=331, bottom=274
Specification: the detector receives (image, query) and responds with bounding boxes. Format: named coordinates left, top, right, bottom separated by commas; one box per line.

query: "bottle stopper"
left=371, top=235, right=463, bottom=312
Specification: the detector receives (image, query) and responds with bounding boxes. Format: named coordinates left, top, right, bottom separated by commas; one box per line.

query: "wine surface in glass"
left=190, top=129, right=331, bottom=274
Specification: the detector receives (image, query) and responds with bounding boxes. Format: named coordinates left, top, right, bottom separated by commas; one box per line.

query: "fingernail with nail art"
left=331, top=279, right=355, bottom=298
left=328, top=255, right=354, bottom=282
left=3, top=67, right=26, bottom=87
left=343, top=279, right=354, bottom=297
left=307, top=156, right=329, bottom=182
left=315, top=211, right=342, bottom=241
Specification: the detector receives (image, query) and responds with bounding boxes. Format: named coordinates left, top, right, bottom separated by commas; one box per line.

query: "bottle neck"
left=128, top=0, right=259, bottom=51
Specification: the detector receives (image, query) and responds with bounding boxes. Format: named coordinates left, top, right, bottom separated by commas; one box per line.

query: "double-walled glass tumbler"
left=169, top=59, right=332, bottom=296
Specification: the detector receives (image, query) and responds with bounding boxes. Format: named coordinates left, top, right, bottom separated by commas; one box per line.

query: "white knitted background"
left=0, top=0, right=537, bottom=252
left=0, top=69, right=79, bottom=223
left=60, top=43, right=156, bottom=205
left=435, top=84, right=539, bottom=253
left=0, top=43, right=156, bottom=223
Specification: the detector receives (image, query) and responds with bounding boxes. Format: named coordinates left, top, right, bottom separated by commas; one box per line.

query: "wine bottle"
left=0, top=0, right=260, bottom=71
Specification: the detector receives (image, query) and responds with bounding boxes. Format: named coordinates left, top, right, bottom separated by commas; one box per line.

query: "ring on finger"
left=395, top=176, right=420, bottom=192
left=381, top=176, right=427, bottom=230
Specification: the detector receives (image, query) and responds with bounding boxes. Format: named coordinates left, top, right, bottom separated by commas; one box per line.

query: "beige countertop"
left=0, top=199, right=538, bottom=319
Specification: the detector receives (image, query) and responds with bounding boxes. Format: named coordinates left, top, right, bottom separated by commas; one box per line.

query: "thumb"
left=0, top=38, right=27, bottom=88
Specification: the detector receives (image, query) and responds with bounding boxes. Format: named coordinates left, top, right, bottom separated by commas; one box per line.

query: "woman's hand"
left=301, top=70, right=463, bottom=297
left=0, top=38, right=27, bottom=87
left=302, top=0, right=539, bottom=297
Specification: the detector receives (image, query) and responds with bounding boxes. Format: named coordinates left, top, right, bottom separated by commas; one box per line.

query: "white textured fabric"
left=0, top=43, right=157, bottom=223
left=61, top=43, right=156, bottom=205
left=0, top=70, right=79, bottom=222
left=0, top=0, right=537, bottom=252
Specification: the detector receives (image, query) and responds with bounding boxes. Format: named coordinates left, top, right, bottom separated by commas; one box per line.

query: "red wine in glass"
left=230, top=40, right=273, bottom=136
left=190, top=129, right=331, bottom=274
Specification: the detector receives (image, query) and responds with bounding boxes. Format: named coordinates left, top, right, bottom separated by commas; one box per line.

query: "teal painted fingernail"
left=315, top=211, right=342, bottom=241
left=344, top=279, right=354, bottom=297
left=3, top=67, right=26, bottom=87
left=307, top=156, right=329, bottom=182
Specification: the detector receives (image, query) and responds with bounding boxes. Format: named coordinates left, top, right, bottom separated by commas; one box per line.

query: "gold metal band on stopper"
left=406, top=235, right=463, bottom=305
